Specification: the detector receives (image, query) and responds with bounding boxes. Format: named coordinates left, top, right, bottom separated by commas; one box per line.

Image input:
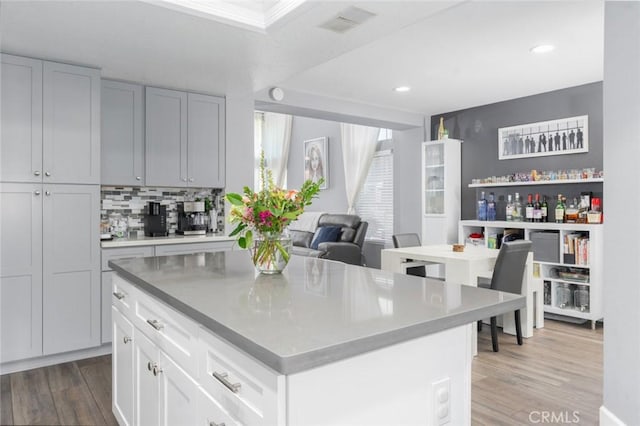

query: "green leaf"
left=238, top=236, right=247, bottom=249
left=245, top=230, right=253, bottom=248
left=228, top=223, right=246, bottom=237
left=226, top=193, right=244, bottom=206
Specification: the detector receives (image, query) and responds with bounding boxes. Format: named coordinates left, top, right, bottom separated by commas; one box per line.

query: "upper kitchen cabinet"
left=145, top=87, right=225, bottom=188
left=101, top=80, right=144, bottom=186
left=43, top=61, right=101, bottom=184
left=1, top=54, right=43, bottom=183
left=0, top=54, right=100, bottom=184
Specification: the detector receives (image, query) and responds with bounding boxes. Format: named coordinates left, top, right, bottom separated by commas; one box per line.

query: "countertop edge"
left=109, top=260, right=525, bottom=375
left=102, top=235, right=235, bottom=248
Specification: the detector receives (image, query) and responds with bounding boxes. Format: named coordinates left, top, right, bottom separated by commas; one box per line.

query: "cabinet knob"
left=123, top=336, right=132, bottom=344
left=44, top=171, right=51, bottom=177
left=136, top=176, right=141, bottom=181
left=188, top=177, right=194, bottom=182
left=45, top=191, right=51, bottom=196
left=152, top=366, right=163, bottom=376
left=147, top=361, right=156, bottom=371
left=34, top=170, right=41, bottom=176
left=210, top=422, right=226, bottom=426
left=35, top=190, right=41, bottom=196
left=182, top=178, right=187, bottom=182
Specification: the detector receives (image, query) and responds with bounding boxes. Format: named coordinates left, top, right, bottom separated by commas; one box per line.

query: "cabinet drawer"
left=154, top=242, right=233, bottom=256
left=134, top=289, right=199, bottom=377
left=102, top=246, right=154, bottom=271
left=198, top=329, right=281, bottom=426
left=197, top=388, right=240, bottom=426
left=112, top=274, right=137, bottom=317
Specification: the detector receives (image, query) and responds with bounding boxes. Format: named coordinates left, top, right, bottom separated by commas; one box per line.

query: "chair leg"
left=490, top=316, right=499, bottom=352
left=477, top=320, right=483, bottom=332
left=515, top=309, right=523, bottom=346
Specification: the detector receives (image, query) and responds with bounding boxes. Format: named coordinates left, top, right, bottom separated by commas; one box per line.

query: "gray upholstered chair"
left=478, top=240, right=532, bottom=352
left=392, top=233, right=426, bottom=277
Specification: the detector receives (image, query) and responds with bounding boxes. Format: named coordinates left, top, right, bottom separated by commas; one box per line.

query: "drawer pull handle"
left=146, top=319, right=164, bottom=331
left=123, top=336, right=132, bottom=344
left=113, top=292, right=125, bottom=300
left=210, top=422, right=226, bottom=426
left=153, top=366, right=163, bottom=376
left=212, top=371, right=241, bottom=393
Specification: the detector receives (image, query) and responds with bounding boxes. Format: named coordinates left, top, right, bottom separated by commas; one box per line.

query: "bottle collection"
left=476, top=192, right=602, bottom=223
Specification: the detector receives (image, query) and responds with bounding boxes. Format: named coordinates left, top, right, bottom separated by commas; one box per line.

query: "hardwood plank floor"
left=0, top=320, right=602, bottom=425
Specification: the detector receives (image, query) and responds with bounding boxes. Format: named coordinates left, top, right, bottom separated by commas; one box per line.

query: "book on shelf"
left=563, top=232, right=589, bottom=265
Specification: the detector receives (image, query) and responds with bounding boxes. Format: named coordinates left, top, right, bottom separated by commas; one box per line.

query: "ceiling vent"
left=319, top=6, right=376, bottom=34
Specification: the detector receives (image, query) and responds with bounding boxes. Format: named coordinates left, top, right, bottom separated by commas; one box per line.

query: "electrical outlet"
left=432, top=377, right=451, bottom=425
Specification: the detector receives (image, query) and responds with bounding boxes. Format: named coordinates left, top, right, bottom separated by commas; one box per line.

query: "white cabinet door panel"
left=0, top=183, right=43, bottom=362
left=187, top=93, right=225, bottom=188
left=134, top=330, right=160, bottom=426
left=159, top=350, right=199, bottom=426
left=0, top=54, right=43, bottom=183
left=43, top=61, right=100, bottom=184
left=112, top=307, right=135, bottom=426
left=42, top=184, right=100, bottom=354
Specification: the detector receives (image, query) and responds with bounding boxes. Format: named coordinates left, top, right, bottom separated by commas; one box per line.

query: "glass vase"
left=250, top=231, right=292, bottom=274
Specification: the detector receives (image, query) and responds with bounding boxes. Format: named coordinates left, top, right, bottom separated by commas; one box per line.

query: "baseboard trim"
left=600, top=405, right=627, bottom=426
left=0, top=343, right=112, bottom=375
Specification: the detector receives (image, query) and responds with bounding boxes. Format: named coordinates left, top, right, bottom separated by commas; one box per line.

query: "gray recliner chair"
left=291, top=214, right=368, bottom=265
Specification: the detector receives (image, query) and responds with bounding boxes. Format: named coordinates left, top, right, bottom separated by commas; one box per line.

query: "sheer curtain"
left=255, top=111, right=293, bottom=188
left=340, top=123, right=380, bottom=214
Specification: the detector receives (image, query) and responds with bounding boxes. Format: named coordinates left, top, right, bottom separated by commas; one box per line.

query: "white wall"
left=393, top=126, right=426, bottom=236
left=602, top=2, right=640, bottom=424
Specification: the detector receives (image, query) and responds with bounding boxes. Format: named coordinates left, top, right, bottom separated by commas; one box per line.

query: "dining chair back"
left=392, top=233, right=425, bottom=278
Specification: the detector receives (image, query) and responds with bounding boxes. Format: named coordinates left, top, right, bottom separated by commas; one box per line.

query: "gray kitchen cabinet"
left=42, top=184, right=100, bottom=355
left=0, top=183, right=43, bottom=363
left=0, top=54, right=43, bottom=183
left=145, top=87, right=187, bottom=188
left=43, top=61, right=101, bottom=184
left=146, top=87, right=225, bottom=188
left=187, top=93, right=225, bottom=187
left=101, top=80, right=145, bottom=186
left=1, top=55, right=100, bottom=185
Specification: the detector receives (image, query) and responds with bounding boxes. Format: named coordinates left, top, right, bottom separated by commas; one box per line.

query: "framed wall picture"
left=304, top=137, right=328, bottom=189
left=498, top=115, right=588, bottom=160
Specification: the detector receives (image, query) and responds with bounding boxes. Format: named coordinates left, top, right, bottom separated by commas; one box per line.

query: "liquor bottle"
left=438, top=117, right=446, bottom=140
left=555, top=194, right=565, bottom=223
left=513, top=192, right=523, bottom=222
left=525, top=194, right=534, bottom=222
left=541, top=195, right=549, bottom=222
left=487, top=192, right=496, bottom=221
left=477, top=191, right=487, bottom=221
left=533, top=193, right=542, bottom=222
left=505, top=194, right=514, bottom=221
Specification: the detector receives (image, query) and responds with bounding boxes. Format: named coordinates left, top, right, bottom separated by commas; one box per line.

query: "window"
left=355, top=149, right=393, bottom=243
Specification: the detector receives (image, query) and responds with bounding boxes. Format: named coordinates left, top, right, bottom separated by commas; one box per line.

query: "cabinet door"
left=43, top=61, right=100, bottom=184
left=0, top=183, right=43, bottom=362
left=112, top=307, right=135, bottom=426
left=102, top=271, right=114, bottom=343
left=196, top=389, right=237, bottom=426
left=134, top=330, right=160, bottom=426
left=1, top=54, right=43, bottom=183
left=145, top=87, right=187, bottom=187
left=159, top=350, right=199, bottom=426
left=187, top=93, right=225, bottom=188
left=42, top=184, right=100, bottom=354
left=101, top=80, right=144, bottom=186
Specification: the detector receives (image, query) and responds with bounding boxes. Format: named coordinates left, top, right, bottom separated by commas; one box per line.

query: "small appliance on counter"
left=177, top=201, right=207, bottom=235
left=144, top=201, right=168, bottom=237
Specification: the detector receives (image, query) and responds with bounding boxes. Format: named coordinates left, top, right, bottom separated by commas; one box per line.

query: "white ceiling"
left=0, top=1, right=604, bottom=118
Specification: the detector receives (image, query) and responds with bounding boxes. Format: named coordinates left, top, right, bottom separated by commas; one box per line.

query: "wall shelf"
left=469, top=177, right=603, bottom=188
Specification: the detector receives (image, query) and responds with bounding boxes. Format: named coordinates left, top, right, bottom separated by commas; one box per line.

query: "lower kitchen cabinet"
left=112, top=307, right=135, bottom=426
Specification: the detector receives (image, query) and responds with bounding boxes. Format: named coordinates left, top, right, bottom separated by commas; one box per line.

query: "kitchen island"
left=109, top=251, right=524, bottom=426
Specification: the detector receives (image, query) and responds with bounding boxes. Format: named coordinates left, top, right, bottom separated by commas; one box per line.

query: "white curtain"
left=256, top=112, right=293, bottom=188
left=340, top=123, right=380, bottom=214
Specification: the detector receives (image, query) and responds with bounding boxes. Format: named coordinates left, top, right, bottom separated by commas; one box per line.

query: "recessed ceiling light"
left=530, top=44, right=555, bottom=54
left=394, top=86, right=411, bottom=92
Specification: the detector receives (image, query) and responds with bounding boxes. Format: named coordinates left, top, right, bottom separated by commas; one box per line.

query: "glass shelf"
left=468, top=178, right=603, bottom=188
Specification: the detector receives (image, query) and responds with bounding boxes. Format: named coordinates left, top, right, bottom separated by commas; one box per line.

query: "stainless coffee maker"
left=176, top=201, right=207, bottom=235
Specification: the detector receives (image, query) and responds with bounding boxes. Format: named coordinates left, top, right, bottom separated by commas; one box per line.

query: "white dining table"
left=381, top=244, right=542, bottom=355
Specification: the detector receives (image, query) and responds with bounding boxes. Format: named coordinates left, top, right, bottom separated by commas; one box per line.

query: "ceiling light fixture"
left=530, top=44, right=555, bottom=54
left=394, top=86, right=411, bottom=93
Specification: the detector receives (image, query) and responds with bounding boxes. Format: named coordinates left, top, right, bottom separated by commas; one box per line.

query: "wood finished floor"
left=0, top=320, right=602, bottom=425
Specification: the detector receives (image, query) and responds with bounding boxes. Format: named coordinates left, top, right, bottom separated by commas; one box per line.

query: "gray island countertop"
left=110, top=251, right=524, bottom=374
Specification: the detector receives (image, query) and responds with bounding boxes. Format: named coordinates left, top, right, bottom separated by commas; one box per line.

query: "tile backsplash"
left=101, top=186, right=225, bottom=236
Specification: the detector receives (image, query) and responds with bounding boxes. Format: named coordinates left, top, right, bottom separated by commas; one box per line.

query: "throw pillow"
left=311, top=226, right=342, bottom=250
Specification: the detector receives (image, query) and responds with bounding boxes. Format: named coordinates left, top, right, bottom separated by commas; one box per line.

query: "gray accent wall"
left=393, top=127, right=425, bottom=235
left=431, top=82, right=603, bottom=220
left=603, top=2, right=640, bottom=424
left=287, top=115, right=349, bottom=213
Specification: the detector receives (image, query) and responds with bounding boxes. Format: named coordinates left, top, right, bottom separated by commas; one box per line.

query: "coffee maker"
left=177, top=201, right=207, bottom=235
left=144, top=202, right=168, bottom=237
